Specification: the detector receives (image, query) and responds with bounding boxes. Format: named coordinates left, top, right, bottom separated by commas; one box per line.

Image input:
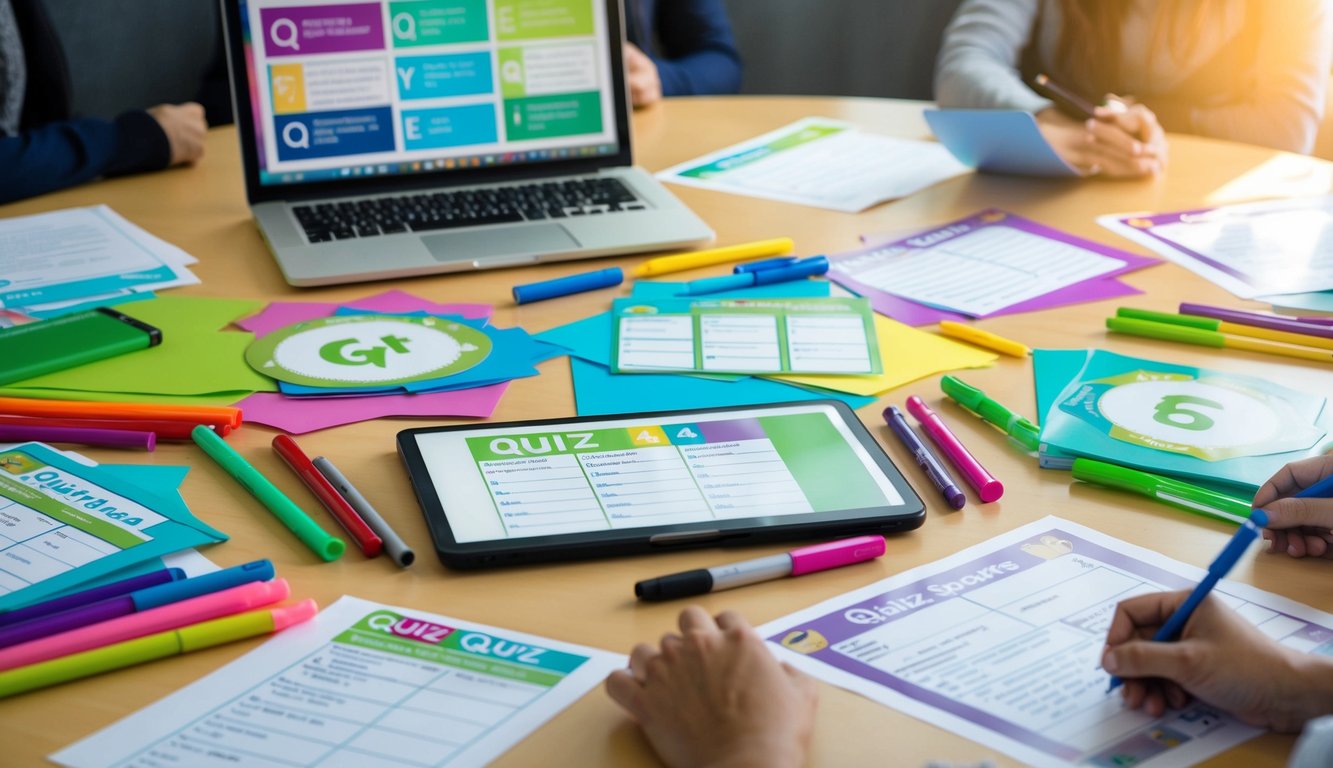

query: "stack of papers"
left=235, top=290, right=566, bottom=433
left=537, top=280, right=996, bottom=417
left=0, top=441, right=225, bottom=612
left=0, top=206, right=199, bottom=322
left=830, top=210, right=1157, bottom=325
left=1032, top=348, right=1331, bottom=492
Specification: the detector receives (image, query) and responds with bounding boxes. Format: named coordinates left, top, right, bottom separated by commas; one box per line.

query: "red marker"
left=272, top=435, right=382, bottom=557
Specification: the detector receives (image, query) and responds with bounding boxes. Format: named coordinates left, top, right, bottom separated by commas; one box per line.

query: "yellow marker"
left=937, top=321, right=1030, bottom=357
left=632, top=238, right=795, bottom=278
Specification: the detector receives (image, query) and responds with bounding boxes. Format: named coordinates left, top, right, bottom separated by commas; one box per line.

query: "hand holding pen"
left=1252, top=453, right=1333, bottom=558
left=1031, top=73, right=1166, bottom=177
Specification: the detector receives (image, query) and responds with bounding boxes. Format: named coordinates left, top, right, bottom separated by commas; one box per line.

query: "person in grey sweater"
left=935, top=0, right=1333, bottom=176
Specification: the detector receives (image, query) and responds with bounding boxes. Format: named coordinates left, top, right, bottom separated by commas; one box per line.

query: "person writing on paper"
left=1102, top=453, right=1333, bottom=763
left=607, top=456, right=1333, bottom=767
left=605, top=606, right=818, bottom=768
left=0, top=0, right=209, bottom=203
left=623, top=0, right=742, bottom=108
left=934, top=0, right=1333, bottom=177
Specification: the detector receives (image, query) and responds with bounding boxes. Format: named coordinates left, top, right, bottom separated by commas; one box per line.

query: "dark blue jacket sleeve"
left=0, top=110, right=170, bottom=204
left=651, top=0, right=742, bottom=96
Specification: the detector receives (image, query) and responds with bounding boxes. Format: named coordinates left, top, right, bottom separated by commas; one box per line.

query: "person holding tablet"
left=934, top=0, right=1333, bottom=177
left=605, top=455, right=1333, bottom=767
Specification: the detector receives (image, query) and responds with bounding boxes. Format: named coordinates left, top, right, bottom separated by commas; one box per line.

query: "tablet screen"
left=410, top=403, right=905, bottom=543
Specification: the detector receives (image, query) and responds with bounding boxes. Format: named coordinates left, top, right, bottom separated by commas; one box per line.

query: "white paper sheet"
left=53, top=596, right=625, bottom=768
left=843, top=223, right=1126, bottom=316
left=1099, top=197, right=1333, bottom=299
left=759, top=517, right=1333, bottom=768
left=656, top=117, right=969, bottom=212
left=0, top=206, right=198, bottom=311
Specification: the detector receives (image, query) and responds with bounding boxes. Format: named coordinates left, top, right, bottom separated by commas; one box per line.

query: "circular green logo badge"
left=245, top=315, right=492, bottom=387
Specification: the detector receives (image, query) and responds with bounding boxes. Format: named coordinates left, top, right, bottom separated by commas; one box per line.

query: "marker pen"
left=634, top=535, right=886, bottom=601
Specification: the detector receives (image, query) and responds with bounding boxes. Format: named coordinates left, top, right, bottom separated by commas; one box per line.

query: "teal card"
left=1035, top=349, right=1332, bottom=491
left=0, top=443, right=227, bottom=611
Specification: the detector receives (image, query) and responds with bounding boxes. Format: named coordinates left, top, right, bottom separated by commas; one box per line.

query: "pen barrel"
left=709, top=554, right=794, bottom=590
left=0, top=425, right=156, bottom=450
left=274, top=437, right=381, bottom=558
left=0, top=597, right=133, bottom=649
left=312, top=457, right=413, bottom=567
left=192, top=427, right=344, bottom=562
left=633, top=238, right=795, bottom=277
left=512, top=267, right=623, bottom=304
left=907, top=398, right=1003, bottom=502
left=0, top=630, right=182, bottom=698
left=0, top=569, right=181, bottom=628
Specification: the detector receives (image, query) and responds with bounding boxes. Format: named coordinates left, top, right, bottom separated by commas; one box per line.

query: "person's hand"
left=1254, top=453, right=1333, bottom=558
left=147, top=102, right=207, bottom=166
left=606, top=606, right=817, bottom=768
left=1092, top=96, right=1169, bottom=169
left=1102, top=591, right=1333, bottom=732
left=623, top=43, right=662, bottom=108
left=1035, top=107, right=1162, bottom=178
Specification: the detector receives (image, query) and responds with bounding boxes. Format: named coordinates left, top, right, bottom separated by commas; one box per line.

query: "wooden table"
left=2, top=96, right=1330, bottom=767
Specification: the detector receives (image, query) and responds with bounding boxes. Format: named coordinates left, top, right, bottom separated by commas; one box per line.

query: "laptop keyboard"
left=292, top=178, right=647, bottom=243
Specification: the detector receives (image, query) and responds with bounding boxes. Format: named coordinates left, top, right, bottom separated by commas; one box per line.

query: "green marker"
left=939, top=375, right=1041, bottom=453
left=191, top=426, right=345, bottom=562
left=1071, top=458, right=1253, bottom=525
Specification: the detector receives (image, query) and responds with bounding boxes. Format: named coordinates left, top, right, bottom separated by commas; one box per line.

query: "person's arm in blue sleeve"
left=651, top=0, right=741, bottom=96
left=0, top=110, right=170, bottom=204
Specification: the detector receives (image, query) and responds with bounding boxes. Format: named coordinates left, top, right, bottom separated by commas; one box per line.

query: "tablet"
left=398, top=400, right=924, bottom=568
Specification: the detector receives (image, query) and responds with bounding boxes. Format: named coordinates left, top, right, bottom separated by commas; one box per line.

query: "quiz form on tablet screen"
left=415, top=404, right=905, bottom=542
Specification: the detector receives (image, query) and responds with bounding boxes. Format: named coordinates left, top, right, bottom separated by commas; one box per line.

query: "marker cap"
left=634, top=569, right=714, bottom=601
left=790, top=535, right=885, bottom=576
left=513, top=267, right=623, bottom=304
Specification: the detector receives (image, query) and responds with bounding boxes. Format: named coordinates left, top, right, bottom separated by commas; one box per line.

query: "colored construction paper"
left=1265, top=290, right=1333, bottom=315
left=1, top=296, right=272, bottom=400
left=773, top=313, right=995, bottom=395
left=237, top=383, right=510, bottom=433
left=629, top=280, right=833, bottom=300
left=569, top=358, right=873, bottom=416
left=237, top=290, right=492, bottom=336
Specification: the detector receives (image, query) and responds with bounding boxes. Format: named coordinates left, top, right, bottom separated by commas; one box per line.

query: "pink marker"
left=635, top=535, right=886, bottom=600
left=0, top=579, right=290, bottom=671
left=906, top=395, right=1004, bottom=503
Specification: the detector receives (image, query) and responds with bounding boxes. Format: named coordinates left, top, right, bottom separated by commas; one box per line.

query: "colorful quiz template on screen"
left=241, top=0, right=619, bottom=185
left=412, top=404, right=905, bottom=542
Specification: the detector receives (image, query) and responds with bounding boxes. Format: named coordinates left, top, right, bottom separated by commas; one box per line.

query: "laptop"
left=220, top=0, right=712, bottom=286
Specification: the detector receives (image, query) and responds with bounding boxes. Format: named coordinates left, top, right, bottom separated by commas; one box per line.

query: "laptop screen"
left=234, top=0, right=623, bottom=187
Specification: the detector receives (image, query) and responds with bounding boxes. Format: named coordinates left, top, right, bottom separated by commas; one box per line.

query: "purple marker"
left=1179, top=303, right=1333, bottom=341
left=0, top=425, right=156, bottom=450
left=0, top=568, right=185, bottom=628
left=882, top=405, right=966, bottom=510
left=0, top=561, right=274, bottom=648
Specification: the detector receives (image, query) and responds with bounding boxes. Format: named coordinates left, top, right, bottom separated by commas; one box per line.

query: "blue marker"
left=1105, top=511, right=1268, bottom=693
left=734, top=256, right=799, bottom=274
left=0, top=560, right=275, bottom=648
left=512, top=267, right=623, bottom=304
left=683, top=256, right=829, bottom=296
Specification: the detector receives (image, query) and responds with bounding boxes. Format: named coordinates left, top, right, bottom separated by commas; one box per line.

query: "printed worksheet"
left=0, top=206, right=198, bottom=311
left=760, top=517, right=1333, bottom=767
left=612, top=297, right=881, bottom=375
left=53, top=596, right=625, bottom=768
left=656, top=117, right=969, bottom=212
left=829, top=210, right=1128, bottom=317
left=1100, top=196, right=1333, bottom=298
left=0, top=443, right=225, bottom=611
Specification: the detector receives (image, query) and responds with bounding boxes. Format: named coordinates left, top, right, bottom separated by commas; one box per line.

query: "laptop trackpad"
left=422, top=224, right=579, bottom=265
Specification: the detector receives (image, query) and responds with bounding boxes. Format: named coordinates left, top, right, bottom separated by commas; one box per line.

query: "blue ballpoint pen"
left=682, top=256, right=830, bottom=295
left=1105, top=511, right=1268, bottom=693
left=734, top=256, right=799, bottom=274
left=882, top=405, right=967, bottom=510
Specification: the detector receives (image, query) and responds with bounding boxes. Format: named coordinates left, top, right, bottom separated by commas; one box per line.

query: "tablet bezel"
left=397, top=400, right=924, bottom=569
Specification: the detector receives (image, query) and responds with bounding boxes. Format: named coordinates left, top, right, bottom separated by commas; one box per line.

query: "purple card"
left=831, top=210, right=1157, bottom=325
left=260, top=4, right=384, bottom=58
